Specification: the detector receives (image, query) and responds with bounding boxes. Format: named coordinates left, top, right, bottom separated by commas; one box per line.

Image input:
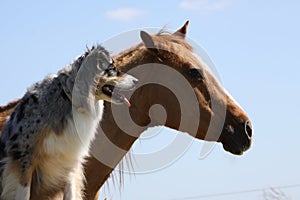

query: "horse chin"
left=221, top=143, right=244, bottom=155
left=219, top=132, right=251, bottom=156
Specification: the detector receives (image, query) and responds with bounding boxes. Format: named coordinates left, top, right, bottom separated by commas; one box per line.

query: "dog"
left=0, top=45, right=137, bottom=200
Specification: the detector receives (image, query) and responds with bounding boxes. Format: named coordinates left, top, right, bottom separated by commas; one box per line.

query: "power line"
left=167, top=183, right=300, bottom=200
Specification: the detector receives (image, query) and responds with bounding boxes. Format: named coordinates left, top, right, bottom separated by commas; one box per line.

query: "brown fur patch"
left=0, top=99, right=20, bottom=132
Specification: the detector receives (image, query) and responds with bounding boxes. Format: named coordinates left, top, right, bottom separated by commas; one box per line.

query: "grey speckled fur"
left=0, top=45, right=114, bottom=200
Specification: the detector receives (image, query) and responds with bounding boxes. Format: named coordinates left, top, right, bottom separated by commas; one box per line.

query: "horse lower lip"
left=222, top=141, right=244, bottom=155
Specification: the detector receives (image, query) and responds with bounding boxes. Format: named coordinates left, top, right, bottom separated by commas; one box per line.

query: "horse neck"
left=88, top=48, right=156, bottom=186
left=116, top=45, right=183, bottom=127
left=101, top=102, right=141, bottom=151
left=86, top=102, right=144, bottom=189
left=89, top=45, right=184, bottom=188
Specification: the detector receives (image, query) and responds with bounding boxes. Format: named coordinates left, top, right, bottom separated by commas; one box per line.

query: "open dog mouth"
left=102, top=85, right=131, bottom=107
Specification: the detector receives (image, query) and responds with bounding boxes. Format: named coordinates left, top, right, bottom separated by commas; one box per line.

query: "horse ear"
left=140, top=31, right=156, bottom=49
left=173, top=20, right=189, bottom=39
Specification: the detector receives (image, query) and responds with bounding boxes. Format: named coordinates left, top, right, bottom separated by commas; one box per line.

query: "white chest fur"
left=43, top=100, right=103, bottom=159
left=39, top=100, right=104, bottom=188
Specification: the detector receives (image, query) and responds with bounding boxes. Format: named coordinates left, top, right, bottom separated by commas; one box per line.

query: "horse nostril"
left=245, top=120, right=253, bottom=138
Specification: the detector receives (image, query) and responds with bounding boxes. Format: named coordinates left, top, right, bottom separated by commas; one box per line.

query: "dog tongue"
left=123, top=96, right=131, bottom=107
left=113, top=90, right=131, bottom=107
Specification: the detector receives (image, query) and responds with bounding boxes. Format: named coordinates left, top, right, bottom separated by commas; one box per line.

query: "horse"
left=0, top=21, right=252, bottom=200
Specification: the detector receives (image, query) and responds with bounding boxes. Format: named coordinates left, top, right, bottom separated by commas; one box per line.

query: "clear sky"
left=1, top=1, right=300, bottom=200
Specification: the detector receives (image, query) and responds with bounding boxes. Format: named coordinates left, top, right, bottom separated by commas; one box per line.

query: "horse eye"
left=188, top=68, right=204, bottom=80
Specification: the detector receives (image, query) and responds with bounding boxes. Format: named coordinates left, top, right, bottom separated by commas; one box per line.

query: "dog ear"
left=140, top=31, right=156, bottom=50
left=173, top=20, right=189, bottom=39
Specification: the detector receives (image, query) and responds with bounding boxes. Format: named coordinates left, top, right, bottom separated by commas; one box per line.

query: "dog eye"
left=105, top=63, right=115, bottom=72
left=188, top=68, right=204, bottom=80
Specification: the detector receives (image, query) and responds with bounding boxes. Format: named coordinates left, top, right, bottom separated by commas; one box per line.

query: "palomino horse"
left=0, top=21, right=252, bottom=200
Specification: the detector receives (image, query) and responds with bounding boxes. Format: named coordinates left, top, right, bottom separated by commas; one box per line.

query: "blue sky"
left=1, top=1, right=300, bottom=200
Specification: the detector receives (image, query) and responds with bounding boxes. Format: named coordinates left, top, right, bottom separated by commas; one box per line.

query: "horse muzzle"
left=219, top=120, right=253, bottom=155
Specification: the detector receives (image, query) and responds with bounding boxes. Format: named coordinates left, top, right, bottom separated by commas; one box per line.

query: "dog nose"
left=132, top=77, right=139, bottom=85
left=245, top=120, right=253, bottom=138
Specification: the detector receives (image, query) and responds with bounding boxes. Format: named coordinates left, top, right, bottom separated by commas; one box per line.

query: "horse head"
left=115, top=21, right=252, bottom=155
